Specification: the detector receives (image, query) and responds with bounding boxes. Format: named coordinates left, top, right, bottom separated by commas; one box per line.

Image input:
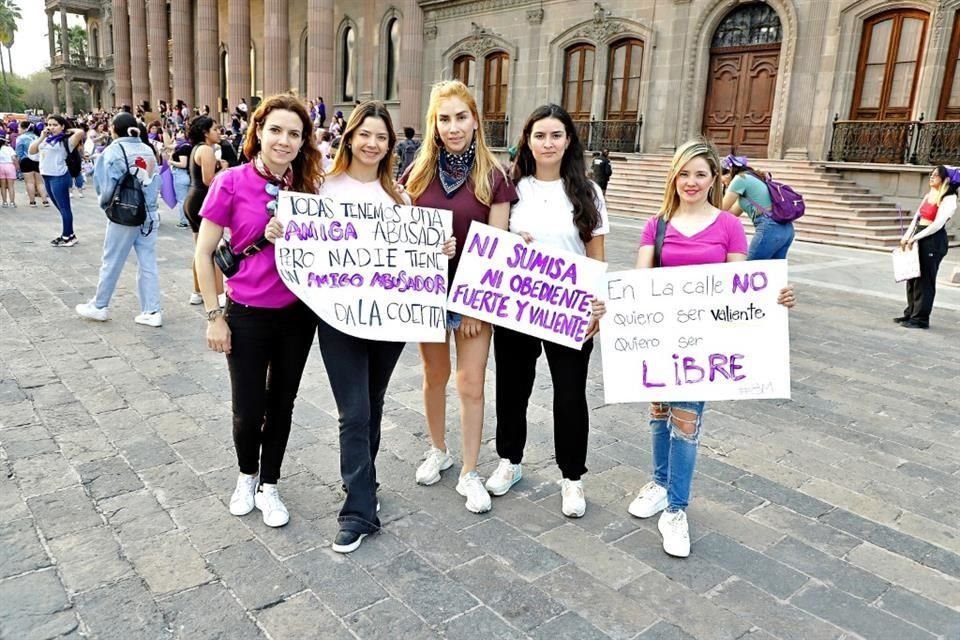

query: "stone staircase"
left=604, top=154, right=922, bottom=251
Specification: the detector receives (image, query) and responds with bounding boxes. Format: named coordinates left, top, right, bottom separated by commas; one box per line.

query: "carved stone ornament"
left=424, top=24, right=438, bottom=40
left=464, top=22, right=505, bottom=55
left=526, top=8, right=544, bottom=25
left=573, top=2, right=626, bottom=42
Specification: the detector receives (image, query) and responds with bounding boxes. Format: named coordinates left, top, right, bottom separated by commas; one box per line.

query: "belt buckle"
left=241, top=244, right=261, bottom=257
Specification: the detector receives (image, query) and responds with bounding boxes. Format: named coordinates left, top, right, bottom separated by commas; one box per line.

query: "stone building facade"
left=48, top=0, right=960, bottom=164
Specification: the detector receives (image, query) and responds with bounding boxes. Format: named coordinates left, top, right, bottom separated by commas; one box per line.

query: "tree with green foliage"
left=0, top=0, right=22, bottom=111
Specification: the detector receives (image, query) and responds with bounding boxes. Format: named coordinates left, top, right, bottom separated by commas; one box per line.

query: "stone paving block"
left=171, top=434, right=235, bottom=474
left=99, top=489, right=177, bottom=543
left=614, top=528, right=731, bottom=593
left=564, top=500, right=645, bottom=543
left=74, top=386, right=128, bottom=415
left=876, top=585, right=960, bottom=639
left=126, top=530, right=213, bottom=595
left=921, top=545, right=960, bottom=580
left=274, top=471, right=343, bottom=522
left=449, top=555, right=564, bottom=631
left=26, top=487, right=102, bottom=539
left=0, top=518, right=50, bottom=579
left=49, top=525, right=132, bottom=594
left=154, top=372, right=207, bottom=399
left=801, top=478, right=901, bottom=525
left=693, top=474, right=765, bottom=515
left=12, top=451, right=79, bottom=497
left=76, top=455, right=144, bottom=500
left=694, top=533, right=809, bottom=599
left=686, top=498, right=783, bottom=552
left=819, top=508, right=938, bottom=565
left=92, top=407, right=146, bottom=440
left=0, top=568, right=78, bottom=640
left=732, top=473, right=833, bottom=518
left=387, top=510, right=483, bottom=570
left=343, top=597, right=438, bottom=640
left=174, top=392, right=232, bottom=422
left=160, top=581, right=264, bottom=640
left=55, top=428, right=116, bottom=465
left=147, top=410, right=207, bottom=443
left=534, top=564, right=659, bottom=640
left=790, top=583, right=936, bottom=640
left=369, top=551, right=478, bottom=625
left=635, top=621, right=696, bottom=640
left=166, top=495, right=253, bottom=555
left=708, top=577, right=845, bottom=640
left=290, top=441, right=346, bottom=487
left=141, top=460, right=213, bottom=509
left=487, top=494, right=566, bottom=537
left=766, top=536, right=890, bottom=601
left=27, top=381, right=77, bottom=408
left=253, top=510, right=332, bottom=559
left=529, top=611, right=611, bottom=640
left=0, top=424, right=58, bottom=459
left=255, top=591, right=354, bottom=640
left=345, top=530, right=411, bottom=569
left=846, top=542, right=960, bottom=609
left=746, top=503, right=861, bottom=557
left=207, top=539, right=304, bottom=610
left=374, top=488, right=420, bottom=526
left=115, top=432, right=180, bottom=471
left=538, top=524, right=650, bottom=590
left=0, top=399, right=37, bottom=428
left=619, top=570, right=753, bottom=640
left=286, top=547, right=388, bottom=616
left=462, top=517, right=567, bottom=580
left=0, top=469, right=28, bottom=522
left=442, top=606, right=525, bottom=639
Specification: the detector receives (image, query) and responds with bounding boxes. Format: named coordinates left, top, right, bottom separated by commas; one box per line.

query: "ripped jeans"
left=650, top=401, right=705, bottom=512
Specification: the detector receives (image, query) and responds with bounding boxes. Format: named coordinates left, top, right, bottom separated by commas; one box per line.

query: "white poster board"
left=600, top=260, right=791, bottom=403
left=274, top=191, right=452, bottom=342
left=447, top=222, right=608, bottom=349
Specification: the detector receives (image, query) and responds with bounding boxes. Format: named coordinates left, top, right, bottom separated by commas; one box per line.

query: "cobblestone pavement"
left=2, top=194, right=959, bottom=640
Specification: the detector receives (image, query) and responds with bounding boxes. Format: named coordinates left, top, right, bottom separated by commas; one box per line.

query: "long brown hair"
left=329, top=101, right=403, bottom=204
left=660, top=139, right=724, bottom=221
left=405, top=80, right=505, bottom=205
left=242, top=94, right=323, bottom=193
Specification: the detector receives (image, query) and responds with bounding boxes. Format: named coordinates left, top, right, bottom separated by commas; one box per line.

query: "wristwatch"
left=206, top=308, right=224, bottom=321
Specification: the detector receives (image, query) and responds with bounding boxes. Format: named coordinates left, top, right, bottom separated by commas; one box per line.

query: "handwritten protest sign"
left=447, top=222, right=608, bottom=349
left=600, top=260, right=790, bottom=403
left=274, top=191, right=452, bottom=342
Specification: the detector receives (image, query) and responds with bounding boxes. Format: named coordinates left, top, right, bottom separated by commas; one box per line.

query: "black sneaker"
left=903, top=319, right=929, bottom=329
left=62, top=234, right=78, bottom=247
left=50, top=236, right=66, bottom=247
left=331, top=530, right=367, bottom=554
left=892, top=316, right=910, bottom=324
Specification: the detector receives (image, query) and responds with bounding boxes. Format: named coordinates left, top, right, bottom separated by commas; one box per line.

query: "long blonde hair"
left=405, top=80, right=504, bottom=205
left=660, top=139, right=724, bottom=221
left=328, top=100, right=403, bottom=204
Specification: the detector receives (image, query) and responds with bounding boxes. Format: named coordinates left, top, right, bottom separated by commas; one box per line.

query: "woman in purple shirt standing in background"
left=625, top=140, right=795, bottom=558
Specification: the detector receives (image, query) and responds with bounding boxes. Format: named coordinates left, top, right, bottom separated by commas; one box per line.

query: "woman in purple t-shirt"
left=626, top=140, right=795, bottom=558
left=403, top=80, right=517, bottom=515
left=195, top=95, right=323, bottom=529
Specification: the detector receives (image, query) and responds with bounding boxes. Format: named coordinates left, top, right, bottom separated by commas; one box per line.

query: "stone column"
left=60, top=9, right=70, bottom=64
left=196, top=0, right=219, bottom=114
left=146, top=0, right=169, bottom=106
left=307, top=0, right=334, bottom=103
left=64, top=77, right=74, bottom=115
left=228, top=0, right=251, bottom=111
left=47, top=11, right=57, bottom=62
left=263, top=0, right=289, bottom=96
left=399, top=0, right=424, bottom=132
left=170, top=0, right=194, bottom=108
left=111, top=0, right=132, bottom=107
left=128, top=0, right=150, bottom=110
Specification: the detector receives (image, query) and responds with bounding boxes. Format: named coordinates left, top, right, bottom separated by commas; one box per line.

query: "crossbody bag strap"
left=654, top=215, right=667, bottom=268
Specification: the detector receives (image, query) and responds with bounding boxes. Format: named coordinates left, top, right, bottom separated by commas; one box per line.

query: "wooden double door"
left=702, top=45, right=780, bottom=158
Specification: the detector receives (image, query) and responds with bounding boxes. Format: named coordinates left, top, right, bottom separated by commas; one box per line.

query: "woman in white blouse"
left=484, top=104, right=607, bottom=518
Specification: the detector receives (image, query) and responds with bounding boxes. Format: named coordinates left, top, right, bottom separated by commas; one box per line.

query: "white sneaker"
left=75, top=302, right=109, bottom=322
left=189, top=293, right=203, bottom=305
left=415, top=447, right=453, bottom=485
left=254, top=483, right=289, bottom=527
left=456, top=471, right=492, bottom=514
left=229, top=473, right=258, bottom=516
left=134, top=311, right=162, bottom=327
left=485, top=459, right=522, bottom=496
left=560, top=478, right=586, bottom=518
left=218, top=293, right=227, bottom=307
left=658, top=510, right=691, bottom=558
left=628, top=481, right=668, bottom=519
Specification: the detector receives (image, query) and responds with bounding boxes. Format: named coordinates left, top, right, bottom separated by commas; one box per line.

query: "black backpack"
left=62, top=137, right=83, bottom=178
left=105, top=144, right=147, bottom=227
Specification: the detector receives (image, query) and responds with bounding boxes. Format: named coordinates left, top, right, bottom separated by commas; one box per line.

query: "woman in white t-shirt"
left=484, top=104, right=607, bottom=518
left=0, top=137, right=19, bottom=207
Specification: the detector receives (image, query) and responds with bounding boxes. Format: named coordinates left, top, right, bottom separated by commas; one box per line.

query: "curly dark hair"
left=187, top=115, right=216, bottom=145
left=512, top=104, right=600, bottom=244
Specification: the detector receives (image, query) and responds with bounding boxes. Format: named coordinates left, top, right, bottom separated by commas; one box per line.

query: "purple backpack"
left=760, top=175, right=805, bottom=223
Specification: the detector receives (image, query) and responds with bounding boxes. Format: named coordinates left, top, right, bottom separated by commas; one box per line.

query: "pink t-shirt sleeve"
left=199, top=169, right=235, bottom=227
left=640, top=215, right=659, bottom=246
left=721, top=211, right=749, bottom=254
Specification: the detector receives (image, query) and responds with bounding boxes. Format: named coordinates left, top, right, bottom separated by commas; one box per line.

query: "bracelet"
left=206, top=308, right=224, bottom=321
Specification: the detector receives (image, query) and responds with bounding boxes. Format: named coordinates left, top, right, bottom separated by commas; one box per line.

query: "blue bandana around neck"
left=438, top=138, right=476, bottom=197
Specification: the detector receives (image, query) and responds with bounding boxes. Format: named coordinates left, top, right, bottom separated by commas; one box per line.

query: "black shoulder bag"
left=653, top=215, right=667, bottom=268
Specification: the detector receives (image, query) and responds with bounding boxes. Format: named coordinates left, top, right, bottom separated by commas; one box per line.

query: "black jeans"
left=493, top=326, right=594, bottom=481
left=904, top=228, right=948, bottom=325
left=225, top=299, right=317, bottom=484
left=316, top=319, right=405, bottom=534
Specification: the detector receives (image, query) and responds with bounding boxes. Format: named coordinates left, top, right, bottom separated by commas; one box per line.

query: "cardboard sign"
left=600, top=260, right=791, bottom=403
left=274, top=191, right=452, bottom=342
left=447, top=222, right=608, bottom=349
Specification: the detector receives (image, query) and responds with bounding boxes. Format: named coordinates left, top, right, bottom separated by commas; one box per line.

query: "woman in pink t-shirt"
left=195, top=95, right=323, bottom=529
left=626, top=140, right=795, bottom=558
left=402, top=81, right=517, bottom=515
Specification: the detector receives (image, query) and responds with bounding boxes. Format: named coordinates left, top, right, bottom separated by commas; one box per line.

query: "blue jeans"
left=748, top=215, right=795, bottom=260
left=316, top=319, right=405, bottom=535
left=92, top=217, right=161, bottom=313
left=650, top=401, right=705, bottom=512
left=43, top=173, right=74, bottom=237
left=172, top=167, right=190, bottom=225
left=73, top=173, right=85, bottom=190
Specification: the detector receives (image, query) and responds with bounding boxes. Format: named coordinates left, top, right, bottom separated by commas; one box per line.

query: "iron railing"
left=573, top=120, right=591, bottom=146
left=50, top=53, right=106, bottom=69
left=586, top=117, right=643, bottom=152
left=828, top=115, right=960, bottom=165
left=483, top=118, right=508, bottom=148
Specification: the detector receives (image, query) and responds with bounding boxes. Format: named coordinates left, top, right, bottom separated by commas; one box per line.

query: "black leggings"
left=904, top=228, right=948, bottom=325
left=225, top=299, right=317, bottom=483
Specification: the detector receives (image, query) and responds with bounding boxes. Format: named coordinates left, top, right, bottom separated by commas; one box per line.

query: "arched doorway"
left=702, top=3, right=782, bottom=157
